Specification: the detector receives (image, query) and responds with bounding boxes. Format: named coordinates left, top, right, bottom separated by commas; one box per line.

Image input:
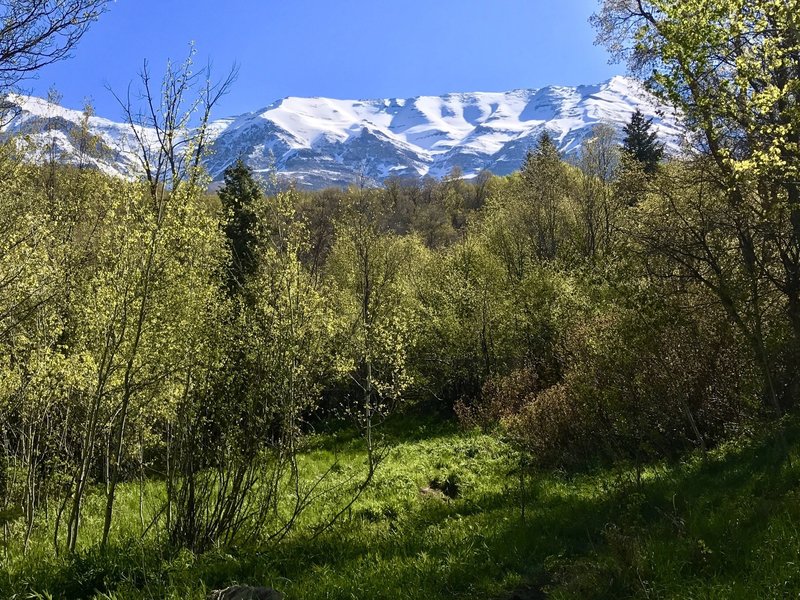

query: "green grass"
left=3, top=414, right=800, bottom=599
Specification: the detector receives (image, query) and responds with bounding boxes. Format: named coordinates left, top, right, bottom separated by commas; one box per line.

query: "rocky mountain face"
left=1, top=76, right=683, bottom=189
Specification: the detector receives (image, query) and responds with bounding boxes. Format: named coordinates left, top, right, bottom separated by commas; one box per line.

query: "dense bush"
left=501, top=298, right=760, bottom=469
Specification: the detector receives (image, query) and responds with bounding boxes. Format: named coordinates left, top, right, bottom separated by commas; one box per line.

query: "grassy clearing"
left=3, top=414, right=800, bottom=599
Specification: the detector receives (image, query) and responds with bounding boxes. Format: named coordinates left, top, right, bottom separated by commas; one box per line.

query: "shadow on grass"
left=218, top=476, right=616, bottom=599
left=305, top=402, right=462, bottom=454
left=3, top=471, right=612, bottom=599
left=543, top=421, right=800, bottom=598
left=6, top=422, right=800, bottom=599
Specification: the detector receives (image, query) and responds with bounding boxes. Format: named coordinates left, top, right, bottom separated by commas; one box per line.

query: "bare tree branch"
left=0, top=0, right=111, bottom=90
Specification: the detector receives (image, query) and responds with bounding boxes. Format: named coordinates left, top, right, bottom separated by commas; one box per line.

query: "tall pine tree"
left=218, top=158, right=261, bottom=292
left=622, top=109, right=664, bottom=174
left=522, top=130, right=559, bottom=177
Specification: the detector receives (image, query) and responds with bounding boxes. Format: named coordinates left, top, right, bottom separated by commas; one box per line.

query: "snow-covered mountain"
left=0, top=76, right=683, bottom=189
left=0, top=94, right=155, bottom=178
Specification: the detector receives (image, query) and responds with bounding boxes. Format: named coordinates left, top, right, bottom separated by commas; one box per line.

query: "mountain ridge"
left=0, top=76, right=683, bottom=189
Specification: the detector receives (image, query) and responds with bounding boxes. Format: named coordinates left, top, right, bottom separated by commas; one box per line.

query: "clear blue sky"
left=27, top=0, right=619, bottom=119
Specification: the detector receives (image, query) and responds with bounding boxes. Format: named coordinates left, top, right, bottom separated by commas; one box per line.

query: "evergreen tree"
left=218, top=158, right=261, bottom=291
left=522, top=130, right=559, bottom=177
left=622, top=109, right=664, bottom=174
